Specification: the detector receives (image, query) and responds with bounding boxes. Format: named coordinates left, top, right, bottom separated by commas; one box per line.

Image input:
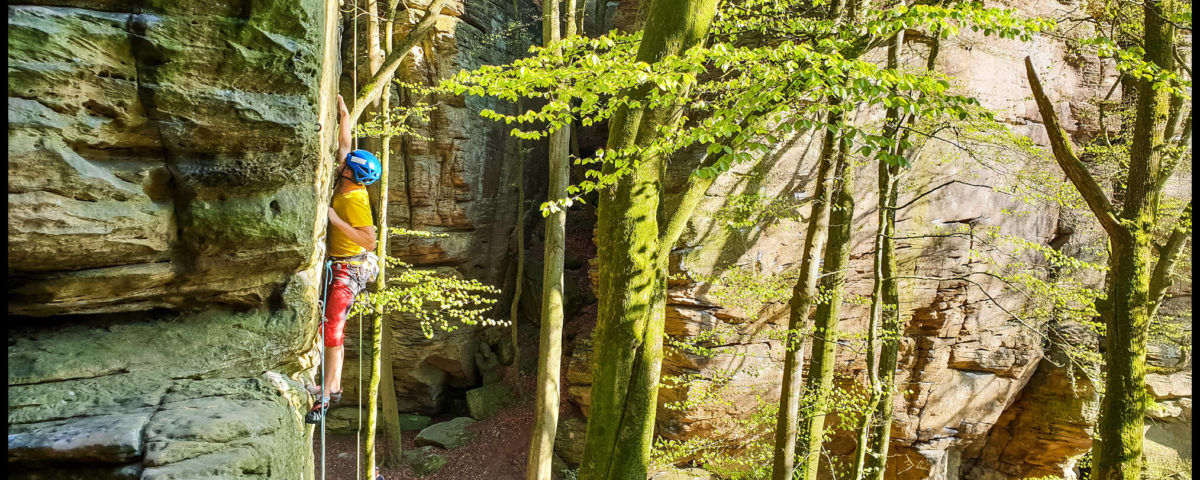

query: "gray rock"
left=465, top=382, right=515, bottom=420
left=403, top=445, right=448, bottom=477
left=414, top=417, right=479, bottom=450
left=553, top=416, right=588, bottom=466
left=8, top=411, right=152, bottom=463
left=398, top=413, right=433, bottom=431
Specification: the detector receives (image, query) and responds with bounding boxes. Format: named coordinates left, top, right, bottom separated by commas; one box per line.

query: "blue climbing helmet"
left=345, top=149, right=381, bottom=185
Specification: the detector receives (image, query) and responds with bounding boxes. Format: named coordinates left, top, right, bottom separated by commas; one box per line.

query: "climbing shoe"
left=302, top=393, right=340, bottom=424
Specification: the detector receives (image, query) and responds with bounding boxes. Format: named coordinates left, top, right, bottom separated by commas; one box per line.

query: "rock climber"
left=306, top=94, right=382, bottom=424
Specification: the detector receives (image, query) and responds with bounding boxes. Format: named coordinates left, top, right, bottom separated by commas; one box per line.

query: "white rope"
left=354, top=4, right=363, bottom=478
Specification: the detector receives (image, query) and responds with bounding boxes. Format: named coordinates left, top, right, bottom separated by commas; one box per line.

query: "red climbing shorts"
left=323, top=262, right=362, bottom=347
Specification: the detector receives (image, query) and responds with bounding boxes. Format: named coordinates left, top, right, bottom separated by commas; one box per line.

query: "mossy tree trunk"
left=770, top=109, right=843, bottom=480
left=1023, top=0, right=1180, bottom=473
left=361, top=0, right=384, bottom=475
left=796, top=142, right=855, bottom=480
left=862, top=30, right=906, bottom=480
left=578, top=0, right=719, bottom=478
left=374, top=0, right=404, bottom=469
left=526, top=0, right=572, bottom=476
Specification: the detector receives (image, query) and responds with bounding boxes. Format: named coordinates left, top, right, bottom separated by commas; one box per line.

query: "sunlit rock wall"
left=8, top=0, right=341, bottom=477
left=563, top=0, right=1191, bottom=478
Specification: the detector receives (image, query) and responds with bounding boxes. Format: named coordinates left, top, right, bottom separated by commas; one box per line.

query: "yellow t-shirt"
left=328, top=186, right=373, bottom=258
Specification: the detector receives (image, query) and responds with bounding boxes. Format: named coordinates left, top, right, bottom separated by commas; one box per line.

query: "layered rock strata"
left=8, top=0, right=341, bottom=477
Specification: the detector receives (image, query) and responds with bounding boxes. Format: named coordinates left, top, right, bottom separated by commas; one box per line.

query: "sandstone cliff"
left=9, top=0, right=341, bottom=477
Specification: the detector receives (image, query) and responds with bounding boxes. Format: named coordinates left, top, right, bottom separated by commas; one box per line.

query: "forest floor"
left=312, top=369, right=536, bottom=480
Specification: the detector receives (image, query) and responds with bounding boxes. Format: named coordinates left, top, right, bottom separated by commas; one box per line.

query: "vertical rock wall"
left=8, top=0, right=342, bottom=477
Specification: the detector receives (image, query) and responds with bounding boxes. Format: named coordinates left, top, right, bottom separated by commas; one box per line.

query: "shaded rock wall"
left=8, top=0, right=342, bottom=477
left=334, top=0, right=543, bottom=415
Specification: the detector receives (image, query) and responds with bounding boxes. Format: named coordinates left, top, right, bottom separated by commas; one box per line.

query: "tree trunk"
left=1023, top=0, right=1175, bottom=473
left=509, top=145, right=525, bottom=369
left=849, top=153, right=892, bottom=480
left=362, top=0, right=384, bottom=474
left=863, top=30, right=905, bottom=480
left=1093, top=0, right=1175, bottom=476
left=375, top=1, right=404, bottom=468
left=770, top=109, right=842, bottom=480
left=864, top=158, right=900, bottom=480
left=796, top=144, right=855, bottom=480
left=578, top=0, right=718, bottom=478
left=526, top=0, right=571, bottom=476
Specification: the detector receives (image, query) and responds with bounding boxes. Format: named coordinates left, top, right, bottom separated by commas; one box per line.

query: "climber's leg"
left=306, top=265, right=355, bottom=424
left=325, top=345, right=344, bottom=394
left=321, top=263, right=356, bottom=397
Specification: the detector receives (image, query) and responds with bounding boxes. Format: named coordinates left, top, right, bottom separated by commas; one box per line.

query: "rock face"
left=9, top=0, right=341, bottom=478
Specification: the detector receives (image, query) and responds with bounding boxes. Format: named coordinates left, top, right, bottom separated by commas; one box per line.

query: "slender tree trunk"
left=510, top=145, right=525, bottom=369
left=850, top=154, right=891, bottom=480
left=864, top=158, right=900, bottom=480
left=862, top=30, right=905, bottom=480
left=526, top=0, right=571, bottom=475
left=578, top=1, right=719, bottom=478
left=375, top=1, right=405, bottom=468
left=796, top=143, right=855, bottom=480
left=362, top=0, right=384, bottom=474
left=592, top=0, right=608, bottom=36
left=770, top=109, right=842, bottom=480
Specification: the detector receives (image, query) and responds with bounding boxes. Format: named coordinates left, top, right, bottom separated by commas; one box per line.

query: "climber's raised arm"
left=337, top=94, right=353, bottom=164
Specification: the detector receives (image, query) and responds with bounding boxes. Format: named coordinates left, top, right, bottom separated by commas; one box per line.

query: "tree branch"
left=1024, top=57, right=1126, bottom=238
left=888, top=180, right=1000, bottom=211
left=1148, top=203, right=1191, bottom=319
left=350, top=0, right=451, bottom=125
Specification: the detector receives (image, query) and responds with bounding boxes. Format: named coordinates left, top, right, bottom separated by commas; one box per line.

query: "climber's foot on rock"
left=304, top=397, right=329, bottom=424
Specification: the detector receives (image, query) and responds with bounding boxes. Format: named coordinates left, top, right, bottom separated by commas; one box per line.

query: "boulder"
left=402, top=445, right=448, bottom=477
left=398, top=413, right=433, bottom=431
left=551, top=453, right=571, bottom=480
left=466, top=382, right=515, bottom=420
left=553, top=416, right=588, bottom=466
left=649, top=468, right=718, bottom=480
left=414, top=417, right=479, bottom=450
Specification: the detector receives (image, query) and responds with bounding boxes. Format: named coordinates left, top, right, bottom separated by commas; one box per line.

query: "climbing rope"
left=319, top=260, right=332, bottom=480
left=353, top=3, right=364, bottom=479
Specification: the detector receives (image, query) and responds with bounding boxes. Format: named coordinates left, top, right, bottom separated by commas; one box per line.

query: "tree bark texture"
left=796, top=145, right=855, bottom=480
left=527, top=0, right=571, bottom=476
left=770, top=109, right=843, bottom=480
left=376, top=2, right=405, bottom=467
left=578, top=0, right=719, bottom=478
left=863, top=30, right=905, bottom=480
left=1024, top=0, right=1176, bottom=474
